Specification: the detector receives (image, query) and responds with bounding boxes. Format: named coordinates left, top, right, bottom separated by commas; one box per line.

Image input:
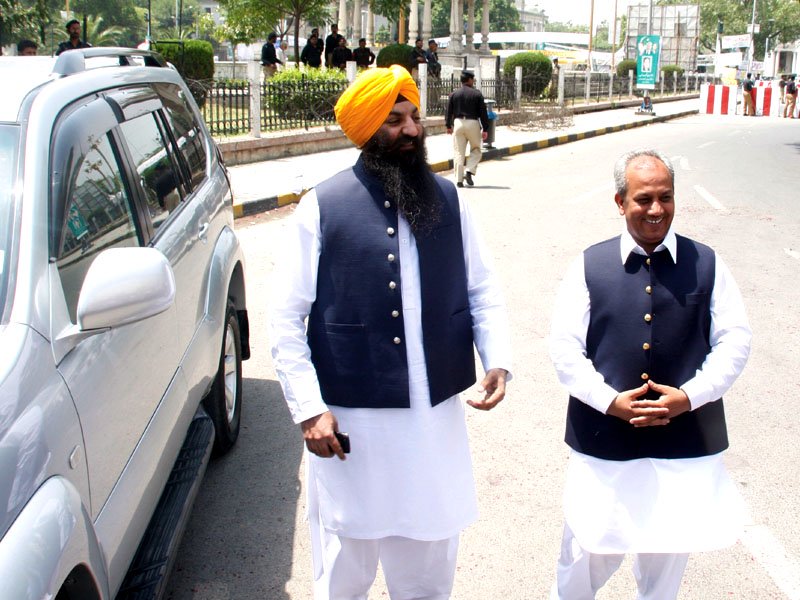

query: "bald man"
left=270, top=66, right=512, bottom=599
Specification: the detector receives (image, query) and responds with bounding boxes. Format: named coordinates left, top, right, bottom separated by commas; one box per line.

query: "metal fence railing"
left=200, top=69, right=713, bottom=137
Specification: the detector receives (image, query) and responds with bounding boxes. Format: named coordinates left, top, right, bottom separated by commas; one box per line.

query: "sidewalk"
left=229, top=97, right=700, bottom=218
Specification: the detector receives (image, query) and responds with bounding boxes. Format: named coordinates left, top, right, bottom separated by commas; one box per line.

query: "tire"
left=204, top=300, right=242, bottom=456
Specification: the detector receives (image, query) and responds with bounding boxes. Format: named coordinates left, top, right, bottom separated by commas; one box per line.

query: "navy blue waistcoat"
left=565, top=235, right=729, bottom=460
left=307, top=158, right=476, bottom=409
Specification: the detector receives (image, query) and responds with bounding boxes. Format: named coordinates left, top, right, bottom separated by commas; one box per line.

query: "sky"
left=532, top=0, right=634, bottom=28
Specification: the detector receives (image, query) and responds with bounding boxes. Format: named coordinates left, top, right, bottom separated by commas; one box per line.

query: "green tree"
left=429, top=0, right=522, bottom=40
left=545, top=21, right=589, bottom=33
left=592, top=20, right=612, bottom=52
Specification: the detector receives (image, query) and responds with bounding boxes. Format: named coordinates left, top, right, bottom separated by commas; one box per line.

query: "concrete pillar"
left=409, top=0, right=419, bottom=42
left=608, top=72, right=614, bottom=102
left=558, top=65, right=565, bottom=106
left=585, top=71, right=591, bottom=102
left=366, top=3, right=374, bottom=46
left=466, top=0, right=475, bottom=52
left=346, top=60, right=358, bottom=82
left=353, top=0, right=362, bottom=41
left=628, top=69, right=633, bottom=96
left=480, top=0, right=490, bottom=52
left=338, top=0, right=348, bottom=41
left=449, top=0, right=462, bottom=54
left=419, top=63, right=428, bottom=119
left=422, top=0, right=432, bottom=42
left=247, top=60, right=261, bottom=138
left=515, top=65, right=522, bottom=109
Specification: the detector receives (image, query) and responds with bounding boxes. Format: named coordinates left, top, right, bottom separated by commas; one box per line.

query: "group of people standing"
left=12, top=19, right=91, bottom=57
left=262, top=24, right=377, bottom=75
left=741, top=71, right=798, bottom=118
left=270, top=64, right=752, bottom=600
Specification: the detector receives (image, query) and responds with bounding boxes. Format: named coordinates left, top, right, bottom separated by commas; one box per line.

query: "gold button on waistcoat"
left=393, top=337, right=402, bottom=345
left=641, top=373, right=650, bottom=380
left=645, top=285, right=652, bottom=294
left=388, top=253, right=396, bottom=262
left=644, top=313, right=652, bottom=322
left=646, top=257, right=651, bottom=266
left=387, top=227, right=395, bottom=236
left=642, top=342, right=651, bottom=350
left=389, top=281, right=397, bottom=290
left=391, top=310, right=399, bottom=318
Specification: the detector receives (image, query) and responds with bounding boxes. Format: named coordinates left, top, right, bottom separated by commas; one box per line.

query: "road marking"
left=568, top=183, right=614, bottom=205
left=785, top=248, right=800, bottom=260
left=698, top=140, right=716, bottom=149
left=741, top=524, right=800, bottom=600
left=694, top=184, right=727, bottom=212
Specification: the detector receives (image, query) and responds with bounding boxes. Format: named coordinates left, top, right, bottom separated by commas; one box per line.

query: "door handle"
left=198, top=222, right=209, bottom=240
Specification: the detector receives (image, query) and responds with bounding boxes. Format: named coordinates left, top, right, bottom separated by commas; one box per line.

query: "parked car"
left=0, top=48, right=250, bottom=599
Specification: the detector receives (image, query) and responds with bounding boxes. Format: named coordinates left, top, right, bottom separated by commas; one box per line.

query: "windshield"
left=0, top=124, right=20, bottom=320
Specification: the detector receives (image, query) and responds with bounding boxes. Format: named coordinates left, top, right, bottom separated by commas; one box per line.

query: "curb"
left=232, top=108, right=699, bottom=219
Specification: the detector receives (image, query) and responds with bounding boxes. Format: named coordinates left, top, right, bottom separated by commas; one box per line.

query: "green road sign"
left=636, top=35, right=661, bottom=90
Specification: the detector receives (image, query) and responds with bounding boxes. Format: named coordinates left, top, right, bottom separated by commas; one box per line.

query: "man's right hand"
left=446, top=127, right=453, bottom=134
left=301, top=411, right=346, bottom=460
left=606, top=383, right=670, bottom=427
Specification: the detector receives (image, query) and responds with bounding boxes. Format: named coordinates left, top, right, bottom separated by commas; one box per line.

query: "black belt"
left=455, top=115, right=478, bottom=120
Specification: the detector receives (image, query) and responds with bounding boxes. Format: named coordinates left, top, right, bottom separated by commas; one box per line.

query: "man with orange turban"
left=271, top=65, right=513, bottom=599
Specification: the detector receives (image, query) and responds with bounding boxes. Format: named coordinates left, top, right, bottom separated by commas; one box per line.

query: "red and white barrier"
left=754, top=86, right=780, bottom=116
left=700, top=84, right=737, bottom=115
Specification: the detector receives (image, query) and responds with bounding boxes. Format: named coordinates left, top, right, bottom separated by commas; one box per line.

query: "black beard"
left=361, top=130, right=441, bottom=235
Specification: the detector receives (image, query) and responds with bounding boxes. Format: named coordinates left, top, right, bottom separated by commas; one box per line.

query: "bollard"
left=558, top=66, right=565, bottom=107
left=515, top=65, right=522, bottom=109
left=628, top=70, right=634, bottom=97
left=346, top=61, right=358, bottom=83
left=419, top=63, right=428, bottom=119
left=248, top=60, right=261, bottom=139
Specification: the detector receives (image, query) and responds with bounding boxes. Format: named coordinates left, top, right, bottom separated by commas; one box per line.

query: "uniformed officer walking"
left=445, top=70, right=489, bottom=187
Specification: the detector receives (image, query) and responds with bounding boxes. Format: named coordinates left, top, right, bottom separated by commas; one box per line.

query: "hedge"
left=266, top=68, right=349, bottom=121
left=153, top=40, right=215, bottom=106
left=503, top=52, right=552, bottom=97
left=661, top=64, right=685, bottom=77
left=376, top=44, right=415, bottom=72
left=616, top=59, right=636, bottom=78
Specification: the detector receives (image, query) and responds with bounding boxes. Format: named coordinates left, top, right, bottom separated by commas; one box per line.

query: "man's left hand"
left=467, top=368, right=508, bottom=411
left=481, top=131, right=488, bottom=141
left=629, top=380, right=691, bottom=426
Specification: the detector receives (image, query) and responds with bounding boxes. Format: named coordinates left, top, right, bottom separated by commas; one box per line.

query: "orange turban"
left=335, top=65, right=420, bottom=148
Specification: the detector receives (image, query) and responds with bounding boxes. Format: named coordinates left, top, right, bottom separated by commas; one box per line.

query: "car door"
left=49, top=94, right=181, bottom=518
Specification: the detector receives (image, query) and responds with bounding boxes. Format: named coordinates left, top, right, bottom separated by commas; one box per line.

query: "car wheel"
left=204, top=300, right=242, bottom=456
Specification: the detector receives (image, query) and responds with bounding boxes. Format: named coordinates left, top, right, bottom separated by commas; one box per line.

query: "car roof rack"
left=53, top=47, right=167, bottom=77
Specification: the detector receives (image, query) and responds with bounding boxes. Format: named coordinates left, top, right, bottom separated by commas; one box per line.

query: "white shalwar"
left=548, top=229, right=751, bottom=597
left=270, top=188, right=512, bottom=592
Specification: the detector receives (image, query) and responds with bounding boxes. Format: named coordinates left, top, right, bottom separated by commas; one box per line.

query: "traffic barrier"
left=754, top=85, right=780, bottom=116
left=700, top=84, right=737, bottom=115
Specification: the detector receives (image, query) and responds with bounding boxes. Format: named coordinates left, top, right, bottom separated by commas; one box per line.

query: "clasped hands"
left=607, top=380, right=690, bottom=427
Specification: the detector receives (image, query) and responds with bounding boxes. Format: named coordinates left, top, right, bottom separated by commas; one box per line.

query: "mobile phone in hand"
left=334, top=431, right=350, bottom=454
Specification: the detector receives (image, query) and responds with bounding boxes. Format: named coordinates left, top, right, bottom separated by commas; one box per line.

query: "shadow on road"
left=165, top=378, right=302, bottom=599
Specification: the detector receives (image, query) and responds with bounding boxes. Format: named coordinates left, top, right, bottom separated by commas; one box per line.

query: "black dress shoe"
left=464, top=171, right=474, bottom=186
left=456, top=182, right=464, bottom=188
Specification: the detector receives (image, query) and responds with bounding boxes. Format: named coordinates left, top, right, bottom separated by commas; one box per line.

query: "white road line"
left=741, top=525, right=800, bottom=600
left=698, top=140, right=716, bottom=149
left=694, top=184, right=727, bottom=212
left=785, top=248, right=800, bottom=260
left=568, top=183, right=614, bottom=205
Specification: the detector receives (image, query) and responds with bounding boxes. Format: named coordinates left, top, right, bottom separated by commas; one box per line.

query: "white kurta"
left=549, top=228, right=752, bottom=554
left=271, top=187, right=512, bottom=541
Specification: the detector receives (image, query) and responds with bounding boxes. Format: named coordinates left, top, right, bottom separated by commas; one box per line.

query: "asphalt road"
left=166, top=114, right=800, bottom=600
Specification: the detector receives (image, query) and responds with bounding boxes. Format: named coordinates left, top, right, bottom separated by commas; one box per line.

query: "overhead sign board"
left=636, top=35, right=661, bottom=90
left=722, top=34, right=750, bottom=49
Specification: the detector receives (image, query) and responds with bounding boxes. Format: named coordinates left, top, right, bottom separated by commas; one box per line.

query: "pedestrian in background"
left=742, top=72, right=755, bottom=116
left=56, top=19, right=91, bottom=55
left=425, top=39, right=441, bottom=79
left=276, top=40, right=289, bottom=71
left=325, top=24, right=343, bottom=68
left=445, top=70, right=489, bottom=188
left=549, top=148, right=751, bottom=600
left=301, top=35, right=322, bottom=69
left=270, top=64, right=512, bottom=600
left=17, top=39, right=38, bottom=56
left=352, top=38, right=375, bottom=68
left=261, top=32, right=281, bottom=79
left=784, top=75, right=797, bottom=118
left=331, top=37, right=352, bottom=70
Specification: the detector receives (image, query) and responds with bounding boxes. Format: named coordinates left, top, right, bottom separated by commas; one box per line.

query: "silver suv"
left=0, top=48, right=249, bottom=599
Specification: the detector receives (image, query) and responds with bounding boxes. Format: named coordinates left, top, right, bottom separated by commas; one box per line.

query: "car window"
left=154, top=82, right=208, bottom=190
left=0, top=124, right=20, bottom=320
left=55, top=132, right=140, bottom=323
left=119, top=112, right=184, bottom=231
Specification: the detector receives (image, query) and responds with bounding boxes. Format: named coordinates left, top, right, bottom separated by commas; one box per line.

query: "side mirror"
left=77, top=247, right=175, bottom=331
